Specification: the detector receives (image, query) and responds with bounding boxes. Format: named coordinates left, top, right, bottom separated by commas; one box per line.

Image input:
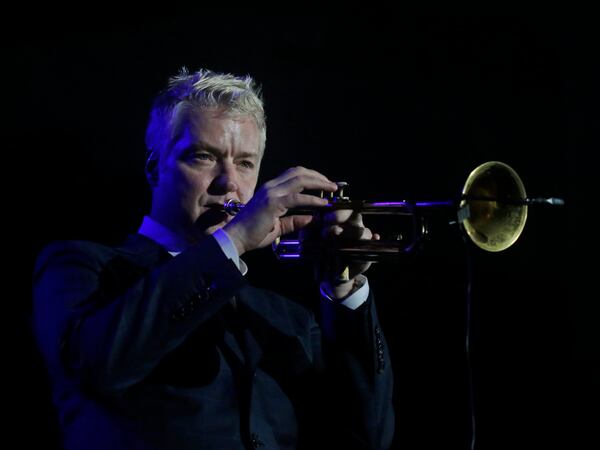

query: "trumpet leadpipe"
left=208, top=199, right=417, bottom=217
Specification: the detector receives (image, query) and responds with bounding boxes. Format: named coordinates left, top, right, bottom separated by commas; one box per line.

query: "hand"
left=317, top=209, right=381, bottom=299
left=224, top=166, right=338, bottom=255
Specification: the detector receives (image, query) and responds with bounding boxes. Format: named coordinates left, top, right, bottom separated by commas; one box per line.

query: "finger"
left=279, top=215, right=315, bottom=235
left=322, top=210, right=365, bottom=227
left=277, top=192, right=330, bottom=212
left=269, top=175, right=338, bottom=199
left=322, top=225, right=344, bottom=239
left=265, top=166, right=336, bottom=191
left=358, top=226, right=373, bottom=240
left=322, top=208, right=354, bottom=224
left=346, top=212, right=365, bottom=227
left=322, top=224, right=371, bottom=241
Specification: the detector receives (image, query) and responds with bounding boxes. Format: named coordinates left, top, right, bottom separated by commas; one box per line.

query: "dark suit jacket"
left=33, top=233, right=394, bottom=449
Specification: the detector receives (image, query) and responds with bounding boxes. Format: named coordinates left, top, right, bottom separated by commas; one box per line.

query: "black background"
left=5, top=8, right=593, bottom=450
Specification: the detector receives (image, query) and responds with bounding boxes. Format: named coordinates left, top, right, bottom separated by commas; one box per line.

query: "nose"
left=211, top=162, right=239, bottom=195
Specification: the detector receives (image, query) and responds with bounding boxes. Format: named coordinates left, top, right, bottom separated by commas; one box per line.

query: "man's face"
left=150, top=107, right=262, bottom=239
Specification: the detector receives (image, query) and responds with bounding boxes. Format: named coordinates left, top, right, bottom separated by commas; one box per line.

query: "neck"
left=147, top=211, right=202, bottom=245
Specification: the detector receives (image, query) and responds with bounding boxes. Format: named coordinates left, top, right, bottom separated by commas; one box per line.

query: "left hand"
left=313, top=208, right=380, bottom=299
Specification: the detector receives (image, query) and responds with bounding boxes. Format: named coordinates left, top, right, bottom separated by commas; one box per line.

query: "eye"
left=186, top=152, right=215, bottom=163
left=238, top=160, right=255, bottom=169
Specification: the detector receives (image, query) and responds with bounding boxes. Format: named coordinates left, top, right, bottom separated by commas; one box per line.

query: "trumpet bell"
left=460, top=161, right=528, bottom=252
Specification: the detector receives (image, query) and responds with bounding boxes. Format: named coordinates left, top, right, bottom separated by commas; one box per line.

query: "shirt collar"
left=137, top=216, right=193, bottom=254
left=137, top=216, right=248, bottom=275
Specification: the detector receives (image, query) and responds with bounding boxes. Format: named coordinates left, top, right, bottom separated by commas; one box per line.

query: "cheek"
left=187, top=176, right=210, bottom=194
left=185, top=180, right=211, bottom=207
left=174, top=167, right=210, bottom=194
left=240, top=180, right=257, bottom=202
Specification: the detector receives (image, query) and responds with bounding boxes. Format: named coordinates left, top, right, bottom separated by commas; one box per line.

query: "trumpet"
left=214, top=161, right=564, bottom=262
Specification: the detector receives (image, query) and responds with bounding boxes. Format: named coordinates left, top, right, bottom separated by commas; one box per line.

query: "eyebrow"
left=190, top=141, right=260, bottom=160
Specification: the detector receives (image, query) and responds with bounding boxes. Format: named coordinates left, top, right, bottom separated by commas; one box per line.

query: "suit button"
left=250, top=432, right=264, bottom=448
left=205, top=283, right=216, bottom=300
left=170, top=305, right=187, bottom=321
left=187, top=297, right=198, bottom=311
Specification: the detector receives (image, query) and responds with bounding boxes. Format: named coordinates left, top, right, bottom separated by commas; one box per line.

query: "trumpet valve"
left=332, top=181, right=350, bottom=203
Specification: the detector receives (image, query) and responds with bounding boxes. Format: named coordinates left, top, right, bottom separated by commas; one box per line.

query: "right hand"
left=224, top=166, right=338, bottom=255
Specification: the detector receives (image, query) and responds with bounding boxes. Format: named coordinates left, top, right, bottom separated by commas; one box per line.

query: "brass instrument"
left=218, top=161, right=564, bottom=261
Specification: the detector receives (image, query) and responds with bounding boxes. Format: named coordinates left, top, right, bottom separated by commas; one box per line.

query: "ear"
left=145, top=151, right=159, bottom=188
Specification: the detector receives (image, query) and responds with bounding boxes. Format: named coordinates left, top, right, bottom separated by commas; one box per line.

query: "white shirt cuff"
left=211, top=228, right=248, bottom=276
left=320, top=275, right=369, bottom=310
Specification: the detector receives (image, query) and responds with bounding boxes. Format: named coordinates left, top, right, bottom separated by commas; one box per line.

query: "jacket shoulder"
left=33, top=240, right=118, bottom=278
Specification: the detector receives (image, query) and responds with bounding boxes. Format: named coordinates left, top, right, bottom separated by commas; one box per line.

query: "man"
left=33, top=68, right=394, bottom=449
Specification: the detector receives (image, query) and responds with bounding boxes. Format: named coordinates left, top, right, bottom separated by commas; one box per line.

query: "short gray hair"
left=145, top=68, right=266, bottom=162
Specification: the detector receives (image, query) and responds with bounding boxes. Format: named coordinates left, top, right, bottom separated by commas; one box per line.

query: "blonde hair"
left=145, top=68, right=266, bottom=162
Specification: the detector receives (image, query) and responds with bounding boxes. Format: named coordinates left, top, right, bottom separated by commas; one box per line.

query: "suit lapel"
left=220, top=297, right=263, bottom=373
left=115, top=233, right=174, bottom=269
left=236, top=287, right=315, bottom=379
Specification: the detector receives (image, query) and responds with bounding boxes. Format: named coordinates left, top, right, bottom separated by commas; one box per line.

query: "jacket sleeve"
left=315, top=290, right=395, bottom=450
left=33, top=236, right=246, bottom=395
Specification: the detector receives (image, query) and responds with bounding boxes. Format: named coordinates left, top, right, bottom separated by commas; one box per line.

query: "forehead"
left=181, top=107, right=261, bottom=151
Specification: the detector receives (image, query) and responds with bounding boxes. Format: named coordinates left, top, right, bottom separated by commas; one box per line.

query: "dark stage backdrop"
left=5, top=9, right=591, bottom=450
